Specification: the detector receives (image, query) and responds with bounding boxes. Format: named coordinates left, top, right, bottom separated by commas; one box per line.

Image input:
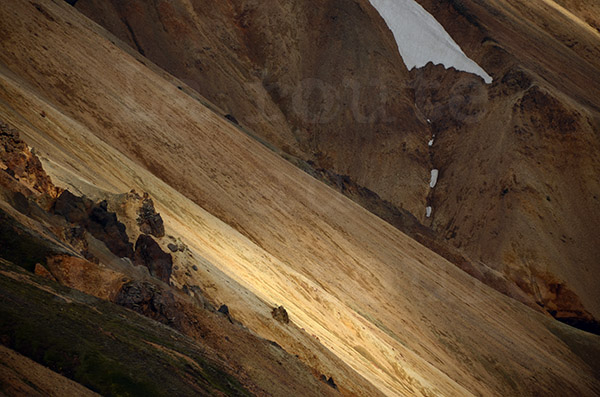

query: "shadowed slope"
left=0, top=1, right=599, bottom=395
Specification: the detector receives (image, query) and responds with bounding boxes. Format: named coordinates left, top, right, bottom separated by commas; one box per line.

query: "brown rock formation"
left=53, top=192, right=134, bottom=259
left=134, top=234, right=173, bottom=283
left=136, top=194, right=165, bottom=238
left=0, top=121, right=61, bottom=206
left=46, top=254, right=127, bottom=301
left=115, top=280, right=184, bottom=328
left=411, top=0, right=600, bottom=327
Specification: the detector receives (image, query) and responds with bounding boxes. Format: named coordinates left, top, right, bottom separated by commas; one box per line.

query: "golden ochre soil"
left=73, top=0, right=600, bottom=331
left=0, top=1, right=598, bottom=396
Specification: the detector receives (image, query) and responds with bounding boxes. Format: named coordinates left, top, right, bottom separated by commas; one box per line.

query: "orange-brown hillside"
left=0, top=0, right=599, bottom=396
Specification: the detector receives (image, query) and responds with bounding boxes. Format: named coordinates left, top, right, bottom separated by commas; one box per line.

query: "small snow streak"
left=430, top=169, right=439, bottom=188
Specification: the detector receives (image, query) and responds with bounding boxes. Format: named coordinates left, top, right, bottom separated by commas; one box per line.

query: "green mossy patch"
left=0, top=260, right=252, bottom=396
left=0, top=210, right=61, bottom=272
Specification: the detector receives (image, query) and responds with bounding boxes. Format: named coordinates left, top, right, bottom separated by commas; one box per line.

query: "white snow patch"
left=430, top=169, right=439, bottom=188
left=426, top=206, right=432, bottom=218
left=368, top=0, right=492, bottom=83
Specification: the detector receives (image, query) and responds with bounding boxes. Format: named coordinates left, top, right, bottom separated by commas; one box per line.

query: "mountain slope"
left=73, top=0, right=600, bottom=331
left=414, top=0, right=600, bottom=328
left=0, top=0, right=599, bottom=396
left=0, top=260, right=254, bottom=396
left=73, top=0, right=431, bottom=218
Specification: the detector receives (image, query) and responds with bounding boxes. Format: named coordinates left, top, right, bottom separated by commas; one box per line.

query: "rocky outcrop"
left=271, top=305, right=289, bottom=324
left=410, top=55, right=600, bottom=331
left=88, top=200, right=133, bottom=259
left=115, top=280, right=182, bottom=327
left=53, top=191, right=133, bottom=259
left=53, top=190, right=90, bottom=224
left=136, top=194, right=164, bottom=238
left=0, top=121, right=61, bottom=210
left=133, top=234, right=172, bottom=283
left=529, top=272, right=600, bottom=335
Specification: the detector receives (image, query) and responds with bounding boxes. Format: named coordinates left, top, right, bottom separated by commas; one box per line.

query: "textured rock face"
left=136, top=196, right=164, bottom=237
left=115, top=280, right=182, bottom=327
left=46, top=254, right=126, bottom=301
left=75, top=0, right=600, bottom=329
left=410, top=0, right=600, bottom=326
left=53, top=192, right=134, bottom=259
left=410, top=60, right=600, bottom=329
left=53, top=190, right=91, bottom=224
left=133, top=234, right=172, bottom=283
left=75, top=0, right=430, bottom=218
left=0, top=121, right=61, bottom=202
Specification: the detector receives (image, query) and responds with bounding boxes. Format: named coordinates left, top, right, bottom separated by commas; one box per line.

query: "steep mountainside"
left=73, top=0, right=600, bottom=330
left=415, top=0, right=600, bottom=330
left=1, top=1, right=599, bottom=396
left=74, top=0, right=431, bottom=218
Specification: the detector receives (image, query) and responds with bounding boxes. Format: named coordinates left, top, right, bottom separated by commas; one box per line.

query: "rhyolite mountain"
left=0, top=0, right=599, bottom=396
left=73, top=0, right=600, bottom=330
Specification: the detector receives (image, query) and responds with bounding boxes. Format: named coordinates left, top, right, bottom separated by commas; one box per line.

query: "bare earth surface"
left=74, top=0, right=600, bottom=331
left=0, top=1, right=599, bottom=396
left=0, top=345, right=99, bottom=397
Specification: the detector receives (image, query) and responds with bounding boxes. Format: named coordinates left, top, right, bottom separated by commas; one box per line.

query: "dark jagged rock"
left=136, top=196, right=164, bottom=238
left=167, top=243, right=178, bottom=252
left=271, top=305, right=289, bottom=324
left=88, top=200, right=133, bottom=259
left=165, top=238, right=187, bottom=253
left=53, top=192, right=133, bottom=259
left=53, top=190, right=91, bottom=224
left=218, top=304, right=229, bottom=315
left=115, top=280, right=182, bottom=327
left=134, top=234, right=172, bottom=283
left=218, top=304, right=233, bottom=323
left=320, top=375, right=338, bottom=390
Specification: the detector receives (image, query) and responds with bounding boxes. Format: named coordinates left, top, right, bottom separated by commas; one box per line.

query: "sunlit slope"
left=73, top=0, right=600, bottom=325
left=0, top=1, right=599, bottom=396
left=73, top=0, right=432, bottom=220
